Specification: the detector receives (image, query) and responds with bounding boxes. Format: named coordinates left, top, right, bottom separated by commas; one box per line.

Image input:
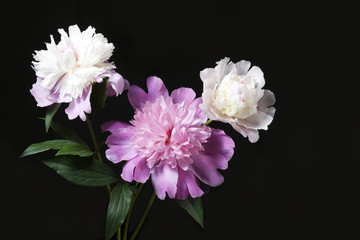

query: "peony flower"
left=200, top=57, right=276, bottom=143
left=30, top=25, right=129, bottom=121
left=102, top=77, right=235, bottom=200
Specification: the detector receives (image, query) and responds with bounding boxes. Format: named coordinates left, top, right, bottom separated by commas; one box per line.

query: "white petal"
left=237, top=111, right=273, bottom=130
left=230, top=123, right=259, bottom=143
left=258, top=90, right=276, bottom=110
left=200, top=68, right=219, bottom=90
left=247, top=66, right=265, bottom=89
left=235, top=60, right=251, bottom=75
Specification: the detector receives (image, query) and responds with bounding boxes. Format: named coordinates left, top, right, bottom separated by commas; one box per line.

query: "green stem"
left=117, top=227, right=121, bottom=240
left=129, top=190, right=156, bottom=240
left=86, top=114, right=112, bottom=195
left=123, top=183, right=144, bottom=240
left=205, top=119, right=213, bottom=126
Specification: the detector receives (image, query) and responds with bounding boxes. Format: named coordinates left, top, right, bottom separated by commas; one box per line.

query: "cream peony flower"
left=200, top=58, right=276, bottom=142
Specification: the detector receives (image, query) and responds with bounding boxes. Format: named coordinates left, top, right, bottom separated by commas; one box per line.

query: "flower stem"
left=129, top=190, right=156, bottom=240
left=86, top=114, right=121, bottom=239
left=85, top=114, right=112, bottom=195
left=123, top=183, right=144, bottom=240
left=205, top=119, right=213, bottom=126
left=117, top=227, right=121, bottom=240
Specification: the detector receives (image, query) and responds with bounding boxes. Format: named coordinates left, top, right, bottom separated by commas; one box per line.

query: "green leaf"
left=40, top=155, right=121, bottom=186
left=177, top=197, right=204, bottom=228
left=45, top=103, right=61, bottom=133
left=91, top=77, right=109, bottom=113
left=55, top=143, right=93, bottom=157
left=20, top=140, right=72, bottom=158
left=105, top=182, right=133, bottom=240
left=49, top=120, right=87, bottom=145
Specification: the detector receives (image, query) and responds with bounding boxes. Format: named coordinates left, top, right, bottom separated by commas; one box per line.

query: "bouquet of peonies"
left=21, top=25, right=276, bottom=240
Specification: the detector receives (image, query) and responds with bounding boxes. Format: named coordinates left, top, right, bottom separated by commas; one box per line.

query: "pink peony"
left=30, top=25, right=129, bottom=121
left=102, top=77, right=235, bottom=200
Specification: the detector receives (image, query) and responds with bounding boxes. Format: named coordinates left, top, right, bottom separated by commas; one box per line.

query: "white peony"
left=200, top=57, right=276, bottom=143
left=33, top=25, right=115, bottom=98
left=31, top=25, right=129, bottom=121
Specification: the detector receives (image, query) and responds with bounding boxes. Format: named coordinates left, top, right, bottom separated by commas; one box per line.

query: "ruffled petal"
left=146, top=76, right=169, bottom=103
left=189, top=97, right=208, bottom=124
left=151, top=164, right=178, bottom=200
left=170, top=87, right=196, bottom=105
left=64, top=85, right=92, bottom=121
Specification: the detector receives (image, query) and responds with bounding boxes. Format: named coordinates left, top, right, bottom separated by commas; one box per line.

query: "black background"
left=2, top=0, right=360, bottom=239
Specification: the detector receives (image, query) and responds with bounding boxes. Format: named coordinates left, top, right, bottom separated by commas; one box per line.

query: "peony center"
left=213, top=73, right=261, bottom=119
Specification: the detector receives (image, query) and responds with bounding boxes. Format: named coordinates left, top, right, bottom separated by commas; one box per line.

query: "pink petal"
left=94, top=70, right=130, bottom=97
left=146, top=76, right=169, bottom=103
left=128, top=85, right=148, bottom=110
left=170, top=87, right=196, bottom=105
left=30, top=77, right=72, bottom=107
left=151, top=164, right=178, bottom=200
left=121, top=156, right=144, bottom=182
left=101, top=121, right=131, bottom=133
left=105, top=146, right=138, bottom=163
left=203, top=128, right=235, bottom=162
left=64, top=85, right=92, bottom=121
left=189, top=153, right=224, bottom=187
left=176, top=169, right=204, bottom=200
left=133, top=158, right=151, bottom=183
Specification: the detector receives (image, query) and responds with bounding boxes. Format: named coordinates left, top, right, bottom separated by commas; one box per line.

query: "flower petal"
left=200, top=68, right=219, bottom=90
left=247, top=66, right=265, bottom=89
left=170, top=87, right=196, bottom=105
left=133, top=158, right=151, bottom=183
left=30, top=77, right=72, bottom=107
left=146, top=76, right=169, bottom=103
left=235, top=60, right=251, bottom=75
left=203, top=128, right=235, bottom=163
left=95, top=70, right=129, bottom=96
left=237, top=110, right=274, bottom=130
left=176, top=168, right=204, bottom=200
left=230, top=123, right=260, bottom=143
left=121, top=156, right=143, bottom=182
left=101, top=121, right=131, bottom=133
left=258, top=90, right=276, bottom=117
left=105, top=146, right=138, bottom=163
left=128, top=85, right=148, bottom=110
left=189, top=153, right=224, bottom=187
left=151, top=164, right=178, bottom=199
left=64, top=85, right=92, bottom=121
